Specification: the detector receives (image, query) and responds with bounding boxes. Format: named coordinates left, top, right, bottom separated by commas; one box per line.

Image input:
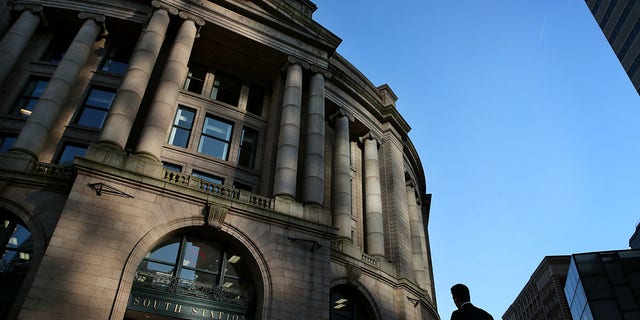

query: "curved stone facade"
left=0, top=0, right=437, bottom=319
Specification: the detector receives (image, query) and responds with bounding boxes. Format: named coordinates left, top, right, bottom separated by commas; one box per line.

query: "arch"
left=0, top=199, right=48, bottom=319
left=329, top=279, right=381, bottom=320
left=110, top=215, right=272, bottom=320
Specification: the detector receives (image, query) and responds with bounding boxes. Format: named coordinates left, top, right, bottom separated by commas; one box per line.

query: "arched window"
left=0, top=210, right=33, bottom=318
left=126, top=234, right=255, bottom=320
left=330, top=285, right=376, bottom=320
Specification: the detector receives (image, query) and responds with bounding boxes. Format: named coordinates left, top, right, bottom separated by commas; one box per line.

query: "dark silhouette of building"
left=584, top=0, right=640, bottom=94
left=630, top=223, right=640, bottom=249
left=503, top=256, right=572, bottom=320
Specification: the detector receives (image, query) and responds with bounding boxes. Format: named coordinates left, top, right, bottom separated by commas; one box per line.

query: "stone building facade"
left=0, top=0, right=437, bottom=319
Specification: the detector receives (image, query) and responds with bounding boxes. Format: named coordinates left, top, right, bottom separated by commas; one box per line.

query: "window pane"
left=6, top=224, right=32, bottom=250
left=183, top=64, right=207, bottom=94
left=146, top=238, right=180, bottom=264
left=179, top=268, right=218, bottom=285
left=210, top=71, right=241, bottom=106
left=57, top=144, right=87, bottom=165
left=202, top=117, right=232, bottom=140
left=16, top=79, right=48, bottom=116
left=192, top=170, right=223, bottom=185
left=101, top=41, right=134, bottom=75
left=0, top=136, right=16, bottom=153
left=76, top=88, right=115, bottom=128
left=238, top=127, right=258, bottom=168
left=168, top=107, right=195, bottom=147
left=246, top=85, right=264, bottom=115
left=162, top=162, right=182, bottom=172
left=77, top=107, right=109, bottom=128
left=182, top=237, right=222, bottom=272
left=198, top=136, right=229, bottom=160
left=86, top=89, right=115, bottom=109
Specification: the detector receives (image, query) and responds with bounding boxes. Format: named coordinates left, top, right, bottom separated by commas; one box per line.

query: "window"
left=56, top=144, right=87, bottom=165
left=101, top=41, right=135, bottom=75
left=16, top=78, right=48, bottom=117
left=238, top=127, right=259, bottom=169
left=162, top=162, right=182, bottom=172
left=168, top=106, right=195, bottom=148
left=192, top=170, right=224, bottom=185
left=183, top=63, right=207, bottom=94
left=129, top=235, right=255, bottom=319
left=42, top=31, right=74, bottom=64
left=330, top=285, right=376, bottom=320
left=233, top=181, right=253, bottom=192
left=210, top=71, right=242, bottom=106
left=198, top=116, right=233, bottom=160
left=0, top=210, right=33, bottom=319
left=246, top=85, right=265, bottom=116
left=0, top=136, right=16, bottom=153
left=75, top=87, right=116, bottom=128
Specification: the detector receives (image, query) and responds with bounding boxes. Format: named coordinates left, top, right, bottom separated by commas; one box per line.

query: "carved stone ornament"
left=151, top=0, right=179, bottom=15
left=14, top=4, right=43, bottom=13
left=78, top=12, right=106, bottom=23
left=206, top=203, right=228, bottom=229
left=310, top=65, right=332, bottom=79
left=178, top=11, right=205, bottom=26
left=346, top=265, right=362, bottom=286
left=358, top=131, right=381, bottom=146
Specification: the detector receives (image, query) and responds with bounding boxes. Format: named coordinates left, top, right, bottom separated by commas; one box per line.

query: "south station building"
left=0, top=0, right=437, bottom=319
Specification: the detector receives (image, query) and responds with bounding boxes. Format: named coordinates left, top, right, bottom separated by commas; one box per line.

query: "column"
left=362, top=133, right=385, bottom=257
left=273, top=57, right=304, bottom=197
left=10, top=13, right=102, bottom=160
left=0, top=5, right=42, bottom=86
left=135, top=12, right=202, bottom=161
left=407, top=182, right=428, bottom=289
left=302, top=69, right=327, bottom=205
left=332, top=110, right=353, bottom=240
left=99, top=5, right=172, bottom=150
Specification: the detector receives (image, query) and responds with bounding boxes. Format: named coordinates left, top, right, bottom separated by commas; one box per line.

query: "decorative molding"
left=77, top=11, right=106, bottom=22
left=346, top=265, right=362, bottom=285
left=329, top=108, right=355, bottom=123
left=286, top=55, right=310, bottom=69
left=178, top=11, right=205, bottom=26
left=205, top=202, right=228, bottom=229
left=358, top=131, right=381, bottom=146
left=310, top=65, right=332, bottom=79
left=151, top=0, right=179, bottom=15
left=13, top=4, right=43, bottom=13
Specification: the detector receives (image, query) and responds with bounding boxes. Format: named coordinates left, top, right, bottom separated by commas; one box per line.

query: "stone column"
left=273, top=57, right=306, bottom=198
left=10, top=13, right=102, bottom=160
left=135, top=12, right=202, bottom=161
left=361, top=133, right=385, bottom=257
left=98, top=4, right=173, bottom=150
left=407, top=182, right=428, bottom=289
left=332, top=109, right=354, bottom=240
left=0, top=5, right=42, bottom=86
left=302, top=69, right=328, bottom=205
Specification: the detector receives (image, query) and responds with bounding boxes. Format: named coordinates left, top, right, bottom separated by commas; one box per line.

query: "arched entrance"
left=330, top=284, right=377, bottom=320
left=124, top=229, right=257, bottom=320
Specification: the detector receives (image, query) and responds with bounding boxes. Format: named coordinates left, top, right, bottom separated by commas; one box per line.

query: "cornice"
left=15, top=0, right=151, bottom=23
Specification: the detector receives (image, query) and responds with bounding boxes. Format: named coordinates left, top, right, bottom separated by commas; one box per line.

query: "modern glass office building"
left=564, top=250, right=640, bottom=320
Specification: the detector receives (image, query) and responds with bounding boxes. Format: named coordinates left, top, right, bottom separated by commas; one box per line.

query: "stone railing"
left=163, top=169, right=273, bottom=210
left=31, top=162, right=75, bottom=179
left=361, top=253, right=380, bottom=268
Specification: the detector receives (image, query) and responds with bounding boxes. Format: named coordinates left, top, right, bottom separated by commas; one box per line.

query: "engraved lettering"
left=143, top=298, right=151, bottom=307
left=133, top=297, right=140, bottom=305
left=165, top=301, right=172, bottom=311
left=202, top=308, right=208, bottom=317
left=232, top=315, right=239, bottom=320
left=174, top=304, right=182, bottom=313
left=153, top=300, right=160, bottom=309
left=192, top=307, right=198, bottom=315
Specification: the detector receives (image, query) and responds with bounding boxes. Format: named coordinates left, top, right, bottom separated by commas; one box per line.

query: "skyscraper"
left=0, top=0, right=437, bottom=319
left=585, top=0, right=640, bottom=94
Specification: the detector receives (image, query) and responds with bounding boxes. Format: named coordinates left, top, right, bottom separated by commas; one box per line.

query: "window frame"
left=168, top=106, right=196, bottom=148
left=197, top=115, right=234, bottom=161
left=15, top=77, right=49, bottom=117
left=74, top=86, right=116, bottom=129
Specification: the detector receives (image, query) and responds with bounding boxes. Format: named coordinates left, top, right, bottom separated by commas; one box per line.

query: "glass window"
left=0, top=136, right=16, bottom=153
left=168, top=106, right=195, bottom=148
left=198, top=116, right=233, bottom=160
left=42, top=31, right=74, bottom=64
left=57, top=144, right=87, bottom=165
left=246, top=85, right=264, bottom=116
left=101, top=41, right=135, bottom=75
left=16, top=78, right=48, bottom=117
left=183, top=63, right=207, bottom=94
left=76, top=87, right=116, bottom=128
left=162, top=162, right=182, bottom=172
left=210, top=71, right=242, bottom=106
left=192, top=170, right=224, bottom=185
left=233, top=181, right=252, bottom=192
left=183, top=237, right=223, bottom=273
left=0, top=210, right=33, bottom=319
left=238, top=127, right=259, bottom=169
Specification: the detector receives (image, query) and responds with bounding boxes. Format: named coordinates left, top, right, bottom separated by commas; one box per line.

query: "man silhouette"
left=450, top=283, right=493, bottom=320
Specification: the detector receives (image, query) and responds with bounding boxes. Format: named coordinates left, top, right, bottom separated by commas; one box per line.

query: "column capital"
left=286, top=56, right=310, bottom=69
left=359, top=131, right=381, bottom=146
left=178, top=11, right=205, bottom=37
left=329, top=108, right=354, bottom=123
left=310, top=65, right=332, bottom=79
left=151, top=0, right=179, bottom=15
left=14, top=4, right=43, bottom=13
left=78, top=12, right=108, bottom=36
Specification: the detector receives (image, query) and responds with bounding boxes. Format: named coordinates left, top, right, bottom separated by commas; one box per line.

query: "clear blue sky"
left=314, top=1, right=640, bottom=319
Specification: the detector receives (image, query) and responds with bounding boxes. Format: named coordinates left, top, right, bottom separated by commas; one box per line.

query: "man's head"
left=450, top=283, right=471, bottom=308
